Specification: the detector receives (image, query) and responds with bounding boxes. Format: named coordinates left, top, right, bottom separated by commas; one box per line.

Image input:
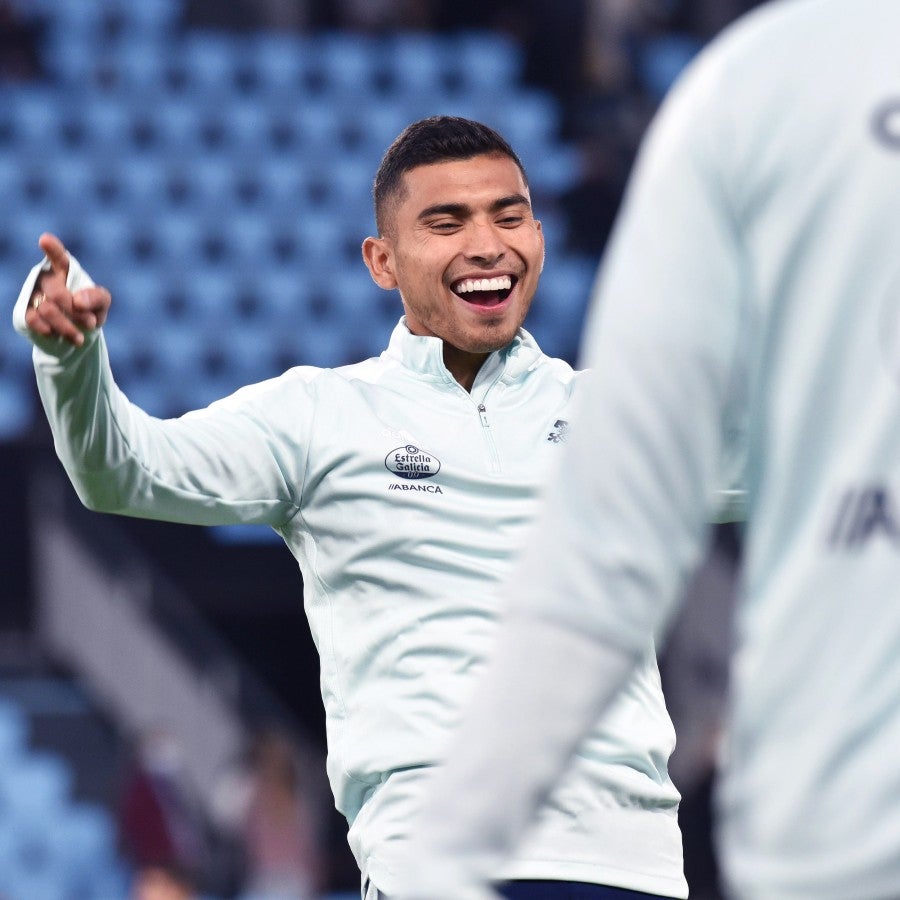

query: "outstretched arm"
left=13, top=234, right=306, bottom=528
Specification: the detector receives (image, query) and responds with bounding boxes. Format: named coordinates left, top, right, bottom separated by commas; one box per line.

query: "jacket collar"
left=384, top=317, right=543, bottom=389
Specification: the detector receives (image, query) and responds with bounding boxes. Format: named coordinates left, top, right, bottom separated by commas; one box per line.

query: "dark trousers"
left=498, top=882, right=674, bottom=899
left=370, top=881, right=675, bottom=899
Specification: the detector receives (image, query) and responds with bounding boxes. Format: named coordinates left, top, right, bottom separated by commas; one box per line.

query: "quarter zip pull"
left=477, top=403, right=500, bottom=472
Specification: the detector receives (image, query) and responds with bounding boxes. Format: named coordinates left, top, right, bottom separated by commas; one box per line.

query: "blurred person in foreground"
left=392, top=2, right=900, bottom=899
left=12, top=116, right=706, bottom=899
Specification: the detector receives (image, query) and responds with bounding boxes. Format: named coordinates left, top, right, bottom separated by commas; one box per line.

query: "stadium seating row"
left=41, top=27, right=526, bottom=101
left=0, top=698, right=130, bottom=900
left=1, top=0, right=601, bottom=440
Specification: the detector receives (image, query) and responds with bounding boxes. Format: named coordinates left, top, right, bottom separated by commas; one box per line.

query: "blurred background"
left=0, top=1, right=758, bottom=897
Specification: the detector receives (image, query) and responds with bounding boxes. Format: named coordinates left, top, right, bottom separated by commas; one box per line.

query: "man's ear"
left=535, top=219, right=545, bottom=273
left=362, top=236, right=398, bottom=290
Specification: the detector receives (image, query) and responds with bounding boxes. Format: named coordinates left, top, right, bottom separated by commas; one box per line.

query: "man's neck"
left=443, top=345, right=491, bottom=393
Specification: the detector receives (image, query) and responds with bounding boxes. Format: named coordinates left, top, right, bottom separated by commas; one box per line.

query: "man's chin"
left=465, top=326, right=521, bottom=354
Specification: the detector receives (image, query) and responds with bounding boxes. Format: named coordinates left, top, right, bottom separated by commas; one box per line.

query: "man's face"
left=364, top=153, right=544, bottom=362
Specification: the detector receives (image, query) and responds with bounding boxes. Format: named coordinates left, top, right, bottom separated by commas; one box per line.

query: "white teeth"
left=455, top=276, right=513, bottom=294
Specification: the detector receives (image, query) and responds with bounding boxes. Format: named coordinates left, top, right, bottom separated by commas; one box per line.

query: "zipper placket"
left=473, top=388, right=501, bottom=473
left=449, top=359, right=505, bottom=473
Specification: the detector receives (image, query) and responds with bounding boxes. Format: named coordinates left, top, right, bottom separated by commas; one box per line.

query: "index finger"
left=38, top=232, right=70, bottom=281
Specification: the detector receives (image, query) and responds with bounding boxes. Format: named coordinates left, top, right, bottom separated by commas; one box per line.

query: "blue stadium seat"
left=285, top=209, right=357, bottom=272
left=183, top=267, right=243, bottom=322
left=40, top=0, right=108, bottom=30
left=534, top=254, right=597, bottom=326
left=485, top=89, right=561, bottom=148
left=300, top=154, right=377, bottom=230
left=113, top=155, right=174, bottom=215
left=351, top=104, right=412, bottom=160
left=523, top=144, right=581, bottom=195
left=128, top=320, right=213, bottom=413
left=92, top=34, right=172, bottom=94
left=174, top=31, right=247, bottom=96
left=384, top=32, right=452, bottom=98
left=637, top=33, right=703, bottom=101
left=1, top=751, right=72, bottom=822
left=111, top=0, right=181, bottom=34
left=138, top=210, right=209, bottom=275
left=229, top=319, right=295, bottom=385
left=40, top=26, right=101, bottom=88
left=3, top=86, right=68, bottom=153
left=175, top=368, right=246, bottom=414
left=141, top=96, right=207, bottom=156
left=238, top=283, right=343, bottom=371
left=392, top=92, right=483, bottom=132
left=73, top=209, right=147, bottom=273
left=0, top=377, right=32, bottom=441
left=253, top=269, right=319, bottom=325
left=218, top=99, right=274, bottom=160
left=244, top=32, right=309, bottom=97
left=116, top=375, right=175, bottom=418
left=0, top=153, right=21, bottom=206
left=84, top=860, right=132, bottom=900
left=5, top=208, right=67, bottom=270
left=251, top=156, right=306, bottom=216
left=188, top=156, right=241, bottom=210
left=72, top=99, right=136, bottom=154
left=31, top=152, right=105, bottom=218
left=450, top=31, right=524, bottom=93
left=0, top=859, right=68, bottom=900
left=58, top=802, right=119, bottom=873
left=310, top=33, right=381, bottom=98
left=291, top=98, right=353, bottom=160
left=0, top=699, right=27, bottom=757
left=205, top=210, right=280, bottom=275
left=102, top=267, right=173, bottom=330
left=292, top=322, right=356, bottom=369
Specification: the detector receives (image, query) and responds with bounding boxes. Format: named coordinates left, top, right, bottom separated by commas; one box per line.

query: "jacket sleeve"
left=14, top=255, right=307, bottom=528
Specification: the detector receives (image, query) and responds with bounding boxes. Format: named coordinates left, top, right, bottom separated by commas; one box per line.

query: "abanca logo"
left=385, top=445, right=442, bottom=480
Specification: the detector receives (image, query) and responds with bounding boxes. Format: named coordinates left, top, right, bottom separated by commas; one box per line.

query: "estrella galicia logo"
left=547, top=419, right=569, bottom=443
left=385, top=445, right=441, bottom=480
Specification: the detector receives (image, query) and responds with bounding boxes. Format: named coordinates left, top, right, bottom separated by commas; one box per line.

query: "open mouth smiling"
left=451, top=275, right=516, bottom=307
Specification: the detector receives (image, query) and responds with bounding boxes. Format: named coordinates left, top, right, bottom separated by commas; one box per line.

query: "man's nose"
left=463, top=222, right=506, bottom=264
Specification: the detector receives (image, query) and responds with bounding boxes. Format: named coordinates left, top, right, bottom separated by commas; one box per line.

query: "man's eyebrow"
left=416, top=194, right=532, bottom=221
left=417, top=202, right=470, bottom=220
left=491, top=193, right=532, bottom=212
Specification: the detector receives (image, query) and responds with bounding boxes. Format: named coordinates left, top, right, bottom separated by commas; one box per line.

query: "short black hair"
left=373, top=115, right=529, bottom=236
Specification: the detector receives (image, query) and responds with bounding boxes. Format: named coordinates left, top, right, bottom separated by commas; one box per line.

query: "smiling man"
left=13, top=116, right=687, bottom=900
